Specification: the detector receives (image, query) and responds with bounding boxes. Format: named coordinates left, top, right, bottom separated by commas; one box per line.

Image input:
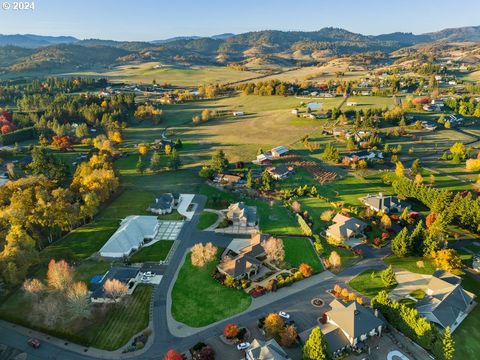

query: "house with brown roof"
left=416, top=270, right=476, bottom=332
left=217, top=233, right=268, bottom=280
left=326, top=213, right=367, bottom=243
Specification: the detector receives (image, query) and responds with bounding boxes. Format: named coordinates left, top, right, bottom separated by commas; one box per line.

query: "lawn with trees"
left=348, top=269, right=397, bottom=297
left=282, top=237, right=323, bottom=272
left=171, top=251, right=251, bottom=327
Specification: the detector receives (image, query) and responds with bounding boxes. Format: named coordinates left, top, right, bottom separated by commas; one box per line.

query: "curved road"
left=0, top=195, right=389, bottom=359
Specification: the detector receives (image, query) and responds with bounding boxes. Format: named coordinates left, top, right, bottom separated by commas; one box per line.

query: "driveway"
left=389, top=270, right=431, bottom=301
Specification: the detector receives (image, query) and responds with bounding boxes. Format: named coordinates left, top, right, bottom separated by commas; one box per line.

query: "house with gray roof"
left=323, top=299, right=384, bottom=357
left=90, top=267, right=139, bottom=303
left=246, top=338, right=289, bottom=360
left=148, top=193, right=180, bottom=215
left=99, top=215, right=159, bottom=258
left=271, top=145, right=290, bottom=158
left=360, top=192, right=410, bottom=213
left=326, top=213, right=367, bottom=243
left=226, top=202, right=257, bottom=227
left=416, top=270, right=476, bottom=332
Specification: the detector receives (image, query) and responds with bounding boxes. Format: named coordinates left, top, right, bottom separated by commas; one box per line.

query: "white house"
left=233, top=111, right=245, bottom=116
left=99, top=216, right=160, bottom=258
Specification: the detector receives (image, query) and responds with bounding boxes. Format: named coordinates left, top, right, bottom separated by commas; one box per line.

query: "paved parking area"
left=155, top=221, right=184, bottom=240
left=389, top=270, right=431, bottom=301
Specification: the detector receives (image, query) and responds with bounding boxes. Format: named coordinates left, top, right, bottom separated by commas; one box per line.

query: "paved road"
left=0, top=195, right=389, bottom=359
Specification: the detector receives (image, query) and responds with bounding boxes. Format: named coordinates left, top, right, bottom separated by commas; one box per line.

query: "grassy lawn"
left=98, top=190, right=153, bottom=220
left=282, top=237, right=323, bottom=272
left=87, top=285, right=153, bottom=350
left=197, top=211, right=218, bottom=230
left=129, top=240, right=174, bottom=262
left=457, top=248, right=473, bottom=266
left=348, top=269, right=397, bottom=298
left=409, top=289, right=426, bottom=300
left=384, top=256, right=436, bottom=275
left=171, top=252, right=251, bottom=327
left=453, top=274, right=480, bottom=359
left=41, top=220, right=118, bottom=261
left=158, top=210, right=185, bottom=221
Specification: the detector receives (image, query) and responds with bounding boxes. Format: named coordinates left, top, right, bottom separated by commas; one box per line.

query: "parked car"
left=143, top=271, right=155, bottom=277
left=237, top=342, right=250, bottom=350
left=278, top=311, right=290, bottom=319
left=27, top=338, right=41, bottom=349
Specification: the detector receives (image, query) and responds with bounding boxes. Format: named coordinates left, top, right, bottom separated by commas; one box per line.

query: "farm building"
left=99, top=216, right=160, bottom=258
left=271, top=146, right=290, bottom=158
left=233, top=111, right=245, bottom=116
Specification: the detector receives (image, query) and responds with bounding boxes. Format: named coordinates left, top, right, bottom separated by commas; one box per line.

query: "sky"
left=0, top=0, right=479, bottom=41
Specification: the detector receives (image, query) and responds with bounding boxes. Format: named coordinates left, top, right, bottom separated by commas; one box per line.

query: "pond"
left=307, top=102, right=322, bottom=109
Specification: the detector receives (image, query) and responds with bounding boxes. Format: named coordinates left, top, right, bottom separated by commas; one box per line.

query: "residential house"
left=271, top=146, right=289, bottom=158
left=99, top=216, right=160, bottom=258
left=473, top=253, right=480, bottom=272
left=233, top=111, right=245, bottom=116
left=300, top=300, right=383, bottom=358
left=423, top=104, right=435, bottom=112
left=226, top=202, right=258, bottom=227
left=326, top=213, right=367, bottom=242
left=214, top=173, right=242, bottom=186
left=416, top=270, right=476, bottom=332
left=345, top=150, right=383, bottom=162
left=322, top=300, right=384, bottom=357
left=217, top=233, right=268, bottom=280
left=422, top=121, right=437, bottom=131
left=148, top=193, right=180, bottom=215
left=246, top=338, right=289, bottom=360
left=360, top=193, right=410, bottom=213
left=346, top=102, right=357, bottom=107
left=90, top=267, right=140, bottom=303
left=266, top=165, right=294, bottom=180
left=254, top=154, right=272, bottom=166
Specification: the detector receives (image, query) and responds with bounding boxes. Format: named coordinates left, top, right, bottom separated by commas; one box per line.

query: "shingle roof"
left=99, top=216, right=159, bottom=257
left=327, top=214, right=367, bottom=240
left=90, top=267, right=139, bottom=299
left=327, top=299, right=383, bottom=340
left=416, top=271, right=475, bottom=328
left=247, top=338, right=288, bottom=360
left=149, top=193, right=174, bottom=210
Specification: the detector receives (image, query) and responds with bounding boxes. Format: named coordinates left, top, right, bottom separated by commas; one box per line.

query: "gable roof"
left=416, top=271, right=475, bottom=328
left=149, top=193, right=174, bottom=210
left=327, top=214, right=367, bottom=239
left=271, top=146, right=289, bottom=155
left=247, top=338, right=288, bottom=360
left=327, top=299, right=383, bottom=340
left=99, top=215, right=159, bottom=256
left=226, top=202, right=257, bottom=224
left=361, top=193, right=408, bottom=211
left=90, top=267, right=139, bottom=299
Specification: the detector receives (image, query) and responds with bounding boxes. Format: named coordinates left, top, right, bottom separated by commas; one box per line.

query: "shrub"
left=223, top=323, right=239, bottom=339
left=299, top=263, right=313, bottom=277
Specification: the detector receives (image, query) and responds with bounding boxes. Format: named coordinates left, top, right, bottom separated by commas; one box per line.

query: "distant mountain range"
left=0, top=26, right=479, bottom=74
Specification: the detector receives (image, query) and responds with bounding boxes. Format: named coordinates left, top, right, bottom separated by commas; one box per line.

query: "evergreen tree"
left=310, top=186, right=318, bottom=197
left=381, top=265, right=397, bottom=286
left=150, top=151, right=162, bottom=172
left=303, top=326, right=327, bottom=360
left=29, top=146, right=69, bottom=183
left=392, top=227, right=409, bottom=257
left=400, top=207, right=409, bottom=221
left=136, top=156, right=146, bottom=174
left=246, top=169, right=253, bottom=189
left=411, top=159, right=421, bottom=176
left=395, top=161, right=405, bottom=177
left=168, top=149, right=182, bottom=171
left=261, top=170, right=272, bottom=191
left=211, top=150, right=229, bottom=173
left=410, top=220, right=425, bottom=255
left=321, top=143, right=340, bottom=163
left=442, top=327, right=455, bottom=360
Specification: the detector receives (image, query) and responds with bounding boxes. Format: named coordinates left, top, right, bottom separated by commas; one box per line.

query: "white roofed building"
left=99, top=215, right=160, bottom=258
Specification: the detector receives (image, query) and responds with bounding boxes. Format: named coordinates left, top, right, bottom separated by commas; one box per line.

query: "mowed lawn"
left=384, top=256, right=436, bottom=275
left=42, top=190, right=156, bottom=260
left=197, top=211, right=218, bottom=230
left=348, top=269, right=397, bottom=298
left=282, top=237, right=323, bottom=272
left=171, top=252, right=251, bottom=327
left=87, top=285, right=153, bottom=350
left=129, top=240, right=174, bottom=262
left=453, top=275, right=480, bottom=359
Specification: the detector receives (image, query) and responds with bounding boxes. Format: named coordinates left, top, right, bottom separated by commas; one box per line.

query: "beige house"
left=326, top=213, right=367, bottom=243
left=226, top=202, right=257, bottom=227
left=246, top=338, right=289, bottom=360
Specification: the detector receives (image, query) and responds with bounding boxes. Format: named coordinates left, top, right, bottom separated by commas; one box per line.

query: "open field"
left=348, top=269, right=397, bottom=297
left=129, top=240, right=174, bottom=262
left=282, top=237, right=323, bottom=272
left=67, top=63, right=262, bottom=86
left=171, top=251, right=251, bottom=327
